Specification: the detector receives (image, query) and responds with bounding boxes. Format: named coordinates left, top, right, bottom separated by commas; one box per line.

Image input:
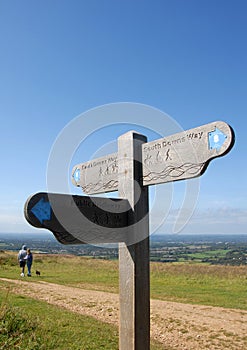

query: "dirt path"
left=1, top=278, right=246, bottom=349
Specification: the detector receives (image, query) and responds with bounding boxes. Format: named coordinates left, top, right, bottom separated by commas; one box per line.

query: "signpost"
left=72, top=121, right=234, bottom=192
left=25, top=120, right=234, bottom=350
left=25, top=192, right=131, bottom=244
left=142, top=121, right=233, bottom=186
left=71, top=152, right=118, bottom=194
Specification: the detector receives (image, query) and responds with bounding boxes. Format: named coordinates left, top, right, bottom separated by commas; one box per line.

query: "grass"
left=1, top=250, right=247, bottom=310
left=150, top=262, right=247, bottom=309
left=0, top=251, right=165, bottom=349
left=0, top=290, right=164, bottom=350
left=1, top=252, right=119, bottom=292
left=0, top=290, right=119, bottom=349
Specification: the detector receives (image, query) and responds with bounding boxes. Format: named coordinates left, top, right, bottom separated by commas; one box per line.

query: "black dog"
left=36, top=270, right=41, bottom=276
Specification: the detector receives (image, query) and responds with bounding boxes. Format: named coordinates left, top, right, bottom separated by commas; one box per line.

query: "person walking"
left=18, top=245, right=27, bottom=277
left=25, top=248, right=33, bottom=277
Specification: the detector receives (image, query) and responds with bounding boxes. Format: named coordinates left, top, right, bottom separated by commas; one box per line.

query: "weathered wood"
left=71, top=152, right=118, bottom=194
left=25, top=120, right=235, bottom=350
left=118, top=131, right=150, bottom=350
left=71, top=121, right=234, bottom=193
left=24, top=192, right=131, bottom=244
left=142, top=121, right=234, bottom=186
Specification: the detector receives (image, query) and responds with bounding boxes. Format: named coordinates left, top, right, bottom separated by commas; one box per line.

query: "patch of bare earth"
left=1, top=278, right=246, bottom=350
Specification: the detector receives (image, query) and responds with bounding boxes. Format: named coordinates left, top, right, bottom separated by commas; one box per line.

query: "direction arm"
left=24, top=192, right=131, bottom=245
left=142, top=121, right=235, bottom=186
left=71, top=152, right=118, bottom=194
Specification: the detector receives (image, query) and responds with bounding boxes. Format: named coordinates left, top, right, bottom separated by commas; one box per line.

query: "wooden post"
left=118, top=131, right=150, bottom=350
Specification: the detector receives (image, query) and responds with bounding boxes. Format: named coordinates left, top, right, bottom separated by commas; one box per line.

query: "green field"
left=185, top=248, right=230, bottom=260
left=1, top=251, right=246, bottom=309
left=0, top=291, right=119, bottom=350
left=1, top=251, right=246, bottom=349
left=150, top=262, right=247, bottom=309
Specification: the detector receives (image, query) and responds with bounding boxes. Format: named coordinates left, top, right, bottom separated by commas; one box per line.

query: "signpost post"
left=25, top=120, right=234, bottom=350
left=117, top=131, right=150, bottom=350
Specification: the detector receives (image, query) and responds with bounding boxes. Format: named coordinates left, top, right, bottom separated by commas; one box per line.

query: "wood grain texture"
left=142, top=121, right=234, bottom=186
left=71, top=121, right=234, bottom=193
left=24, top=192, right=131, bottom=244
left=71, top=153, right=118, bottom=194
left=118, top=131, right=150, bottom=350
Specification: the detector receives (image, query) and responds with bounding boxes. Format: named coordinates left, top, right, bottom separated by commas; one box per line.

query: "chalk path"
left=1, top=278, right=246, bottom=350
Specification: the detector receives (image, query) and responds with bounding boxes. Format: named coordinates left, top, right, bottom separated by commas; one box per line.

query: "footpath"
left=1, top=278, right=247, bottom=350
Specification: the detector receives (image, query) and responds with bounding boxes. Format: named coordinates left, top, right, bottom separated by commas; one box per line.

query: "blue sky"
left=0, top=0, right=246, bottom=237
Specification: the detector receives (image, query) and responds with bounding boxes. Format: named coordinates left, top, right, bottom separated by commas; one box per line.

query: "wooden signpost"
left=25, top=120, right=234, bottom=350
left=72, top=121, right=233, bottom=192
left=24, top=192, right=131, bottom=244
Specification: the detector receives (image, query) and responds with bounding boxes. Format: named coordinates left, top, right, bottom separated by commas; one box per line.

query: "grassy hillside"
left=1, top=251, right=246, bottom=310
left=150, top=262, right=247, bottom=309
left=0, top=292, right=166, bottom=349
left=0, top=291, right=119, bottom=350
left=1, top=251, right=246, bottom=349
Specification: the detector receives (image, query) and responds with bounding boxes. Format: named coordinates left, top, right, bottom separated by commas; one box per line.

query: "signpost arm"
left=118, top=131, right=150, bottom=350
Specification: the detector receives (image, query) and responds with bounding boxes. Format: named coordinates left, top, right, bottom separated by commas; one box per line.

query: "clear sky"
left=0, top=0, right=246, bottom=237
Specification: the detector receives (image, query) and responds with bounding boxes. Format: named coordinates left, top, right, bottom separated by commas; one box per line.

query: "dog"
left=36, top=270, right=41, bottom=276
